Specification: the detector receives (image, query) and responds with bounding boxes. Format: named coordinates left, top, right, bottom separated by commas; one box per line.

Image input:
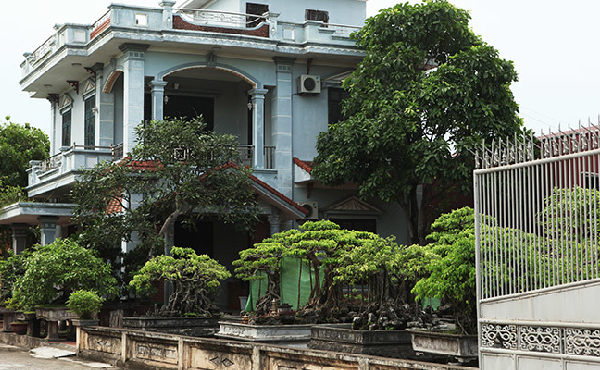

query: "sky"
left=1, top=0, right=599, bottom=136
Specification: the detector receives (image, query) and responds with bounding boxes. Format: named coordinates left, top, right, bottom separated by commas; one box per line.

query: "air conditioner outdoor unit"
left=300, top=202, right=319, bottom=219
left=297, top=74, right=321, bottom=94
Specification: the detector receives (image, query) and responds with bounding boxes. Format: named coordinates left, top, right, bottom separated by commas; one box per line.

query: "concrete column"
left=95, top=63, right=116, bottom=147
left=271, top=58, right=295, bottom=198
left=160, top=0, right=176, bottom=29
left=11, top=224, right=28, bottom=254
left=39, top=217, right=58, bottom=245
left=120, top=43, right=149, bottom=155
left=268, top=208, right=281, bottom=236
left=150, top=80, right=168, bottom=121
left=249, top=88, right=268, bottom=169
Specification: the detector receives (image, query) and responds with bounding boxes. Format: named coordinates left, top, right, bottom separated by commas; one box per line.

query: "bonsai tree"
left=129, top=247, right=231, bottom=317
left=9, top=239, right=117, bottom=310
left=67, top=290, right=105, bottom=319
left=233, top=229, right=301, bottom=315
left=337, top=239, right=434, bottom=330
left=234, top=220, right=416, bottom=327
left=412, top=207, right=477, bottom=334
left=72, top=117, right=259, bottom=278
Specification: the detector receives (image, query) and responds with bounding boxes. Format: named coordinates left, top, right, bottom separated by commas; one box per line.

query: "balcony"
left=20, top=3, right=363, bottom=92
left=27, top=143, right=276, bottom=199
left=27, top=144, right=117, bottom=198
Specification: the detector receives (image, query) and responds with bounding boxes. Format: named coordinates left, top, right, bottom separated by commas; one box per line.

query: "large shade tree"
left=312, top=1, right=526, bottom=245
left=0, top=117, right=49, bottom=255
left=72, top=117, right=259, bottom=274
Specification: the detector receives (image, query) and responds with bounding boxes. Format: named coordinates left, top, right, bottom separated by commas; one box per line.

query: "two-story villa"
left=0, top=0, right=408, bottom=308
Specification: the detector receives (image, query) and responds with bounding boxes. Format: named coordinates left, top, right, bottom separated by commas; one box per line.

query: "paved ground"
left=0, top=343, right=120, bottom=370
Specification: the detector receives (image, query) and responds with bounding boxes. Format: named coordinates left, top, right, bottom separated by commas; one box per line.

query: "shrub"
left=67, top=290, right=105, bottom=319
left=10, top=239, right=117, bottom=309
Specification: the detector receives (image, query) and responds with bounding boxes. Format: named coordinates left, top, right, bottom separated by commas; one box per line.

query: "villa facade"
left=0, top=0, right=408, bottom=309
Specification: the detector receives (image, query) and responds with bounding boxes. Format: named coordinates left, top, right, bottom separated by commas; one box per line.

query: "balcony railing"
left=238, top=145, right=275, bottom=169
left=176, top=8, right=268, bottom=28
left=21, top=3, right=363, bottom=80
left=322, top=23, right=362, bottom=37
left=40, top=152, right=62, bottom=172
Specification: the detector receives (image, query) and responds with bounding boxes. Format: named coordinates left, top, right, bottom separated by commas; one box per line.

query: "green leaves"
left=313, top=0, right=526, bottom=244
left=129, top=246, right=230, bottom=316
left=8, top=239, right=117, bottom=310
left=72, top=117, right=259, bottom=273
left=0, top=118, right=49, bottom=188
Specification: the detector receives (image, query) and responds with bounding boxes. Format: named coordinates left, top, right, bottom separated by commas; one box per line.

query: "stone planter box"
left=308, top=323, right=415, bottom=358
left=122, top=316, right=219, bottom=337
left=216, top=321, right=312, bottom=347
left=408, top=329, right=478, bottom=363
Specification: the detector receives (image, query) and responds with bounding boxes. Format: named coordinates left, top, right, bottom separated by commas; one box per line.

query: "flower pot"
left=10, top=322, right=28, bottom=335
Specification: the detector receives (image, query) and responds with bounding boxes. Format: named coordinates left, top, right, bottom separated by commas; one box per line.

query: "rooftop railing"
left=176, top=8, right=268, bottom=28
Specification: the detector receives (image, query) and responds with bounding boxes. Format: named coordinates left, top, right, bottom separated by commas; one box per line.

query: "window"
left=84, top=96, right=95, bottom=147
left=583, top=172, right=600, bottom=189
left=62, top=110, right=71, bottom=147
left=246, top=3, right=269, bottom=28
left=306, top=9, right=329, bottom=25
left=328, top=87, right=349, bottom=124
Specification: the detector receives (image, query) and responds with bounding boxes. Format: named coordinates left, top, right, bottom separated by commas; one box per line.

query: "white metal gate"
left=474, top=127, right=600, bottom=370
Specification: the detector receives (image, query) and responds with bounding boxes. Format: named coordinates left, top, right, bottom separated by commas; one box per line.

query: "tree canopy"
left=7, top=239, right=117, bottom=309
left=312, top=1, right=526, bottom=245
left=71, top=117, right=259, bottom=272
left=0, top=117, right=49, bottom=188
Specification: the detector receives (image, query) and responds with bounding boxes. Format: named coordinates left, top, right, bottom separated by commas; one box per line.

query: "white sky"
left=1, top=0, right=599, bottom=136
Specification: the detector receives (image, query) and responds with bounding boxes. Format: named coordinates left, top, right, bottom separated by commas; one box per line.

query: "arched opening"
left=145, top=67, right=260, bottom=145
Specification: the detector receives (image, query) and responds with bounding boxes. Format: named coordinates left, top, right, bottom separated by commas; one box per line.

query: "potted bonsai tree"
left=127, top=246, right=230, bottom=337
left=229, top=220, right=419, bottom=354
left=408, top=207, right=479, bottom=363
left=9, top=238, right=117, bottom=340
left=68, top=290, right=104, bottom=326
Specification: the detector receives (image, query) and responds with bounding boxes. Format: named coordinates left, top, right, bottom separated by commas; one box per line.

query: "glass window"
left=62, top=110, right=71, bottom=147
left=84, top=96, right=95, bottom=147
left=328, top=87, right=349, bottom=124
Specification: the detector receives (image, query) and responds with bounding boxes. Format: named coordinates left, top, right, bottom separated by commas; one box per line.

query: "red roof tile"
left=115, top=160, right=308, bottom=217
left=293, top=157, right=313, bottom=174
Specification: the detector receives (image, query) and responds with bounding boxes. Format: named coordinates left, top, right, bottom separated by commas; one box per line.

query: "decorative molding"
left=519, top=326, right=561, bottom=354
left=481, top=322, right=600, bottom=358
left=481, top=324, right=517, bottom=350
left=66, top=80, right=79, bottom=94
left=172, top=15, right=269, bottom=38
left=83, top=79, right=96, bottom=96
left=59, top=94, right=73, bottom=110
left=565, top=328, right=600, bottom=356
left=325, top=195, right=381, bottom=215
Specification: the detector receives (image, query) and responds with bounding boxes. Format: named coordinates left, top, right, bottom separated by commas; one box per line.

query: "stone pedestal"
left=35, top=306, right=78, bottom=341
left=216, top=321, right=312, bottom=348
left=308, top=323, right=415, bottom=358
left=122, top=316, right=219, bottom=337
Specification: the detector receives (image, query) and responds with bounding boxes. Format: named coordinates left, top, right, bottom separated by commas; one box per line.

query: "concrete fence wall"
left=77, top=326, right=476, bottom=370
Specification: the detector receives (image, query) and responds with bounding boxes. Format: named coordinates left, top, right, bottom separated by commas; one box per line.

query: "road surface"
left=0, top=343, right=120, bottom=370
